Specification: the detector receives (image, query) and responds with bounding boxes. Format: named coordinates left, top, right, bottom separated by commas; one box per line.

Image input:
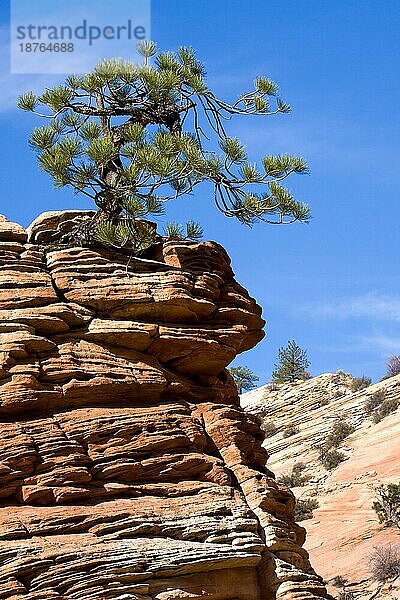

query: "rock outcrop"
left=0, top=212, right=330, bottom=600
left=242, top=373, right=400, bottom=599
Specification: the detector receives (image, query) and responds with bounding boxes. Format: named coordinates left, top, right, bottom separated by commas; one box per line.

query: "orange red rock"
left=0, top=212, right=331, bottom=600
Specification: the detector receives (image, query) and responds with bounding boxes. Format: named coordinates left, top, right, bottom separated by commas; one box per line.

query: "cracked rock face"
left=0, top=212, right=330, bottom=600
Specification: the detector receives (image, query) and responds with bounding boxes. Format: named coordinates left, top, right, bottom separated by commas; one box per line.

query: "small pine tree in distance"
left=18, top=40, right=310, bottom=250
left=229, top=365, right=259, bottom=394
left=372, top=482, right=400, bottom=527
left=272, top=340, right=310, bottom=383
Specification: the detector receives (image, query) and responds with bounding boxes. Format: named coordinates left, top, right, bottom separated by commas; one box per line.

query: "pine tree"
left=272, top=340, right=310, bottom=383
left=18, top=40, right=310, bottom=251
left=372, top=483, right=400, bottom=527
left=229, top=365, right=259, bottom=394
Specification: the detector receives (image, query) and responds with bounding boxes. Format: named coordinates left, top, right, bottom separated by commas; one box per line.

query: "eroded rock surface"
left=0, top=213, right=330, bottom=600
left=242, top=373, right=400, bottom=599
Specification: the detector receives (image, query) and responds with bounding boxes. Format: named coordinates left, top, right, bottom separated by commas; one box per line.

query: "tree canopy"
left=229, top=365, right=259, bottom=394
left=19, top=40, right=310, bottom=249
left=272, top=340, right=310, bottom=383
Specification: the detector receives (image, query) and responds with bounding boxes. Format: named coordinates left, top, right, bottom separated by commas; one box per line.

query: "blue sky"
left=1, top=1, right=399, bottom=383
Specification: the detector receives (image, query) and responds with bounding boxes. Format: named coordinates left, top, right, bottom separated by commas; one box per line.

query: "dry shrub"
left=369, top=544, right=400, bottom=581
left=385, top=355, right=400, bottom=378
left=278, top=462, right=311, bottom=487
left=372, top=397, right=399, bottom=423
left=324, top=419, right=355, bottom=449
left=263, top=421, right=278, bottom=438
left=319, top=448, right=346, bottom=470
left=350, top=375, right=371, bottom=392
left=295, top=497, right=319, bottom=521
left=283, top=424, right=300, bottom=438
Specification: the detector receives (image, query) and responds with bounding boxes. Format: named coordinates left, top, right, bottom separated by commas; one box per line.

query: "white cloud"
left=355, top=332, right=400, bottom=355
left=302, top=292, right=400, bottom=322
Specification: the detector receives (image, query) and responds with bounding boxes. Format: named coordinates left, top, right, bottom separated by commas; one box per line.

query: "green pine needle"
left=17, top=92, right=37, bottom=111
left=18, top=40, right=311, bottom=240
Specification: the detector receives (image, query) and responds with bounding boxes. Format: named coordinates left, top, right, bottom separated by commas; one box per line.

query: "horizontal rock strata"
left=0, top=212, right=331, bottom=600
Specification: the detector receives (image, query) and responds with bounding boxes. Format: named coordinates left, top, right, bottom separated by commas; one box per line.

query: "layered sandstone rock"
left=242, top=373, right=400, bottom=599
left=0, top=212, right=331, bottom=600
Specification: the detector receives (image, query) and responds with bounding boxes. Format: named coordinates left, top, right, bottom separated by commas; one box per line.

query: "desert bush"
left=278, top=462, right=311, bottom=488
left=349, top=375, right=371, bottom=392
left=324, top=419, right=355, bottom=450
left=369, top=544, right=400, bottom=581
left=331, top=575, right=348, bottom=588
left=318, top=448, right=346, bottom=470
left=264, top=421, right=278, bottom=438
left=372, top=482, right=400, bottom=527
left=338, top=591, right=355, bottom=600
left=365, top=389, right=387, bottom=414
left=365, top=389, right=399, bottom=422
left=295, top=497, right=319, bottom=521
left=385, top=355, right=400, bottom=379
left=317, top=419, right=353, bottom=470
left=372, top=397, right=399, bottom=423
left=283, top=424, right=300, bottom=438
left=318, top=397, right=330, bottom=407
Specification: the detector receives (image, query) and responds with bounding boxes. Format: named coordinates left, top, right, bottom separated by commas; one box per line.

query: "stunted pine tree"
left=18, top=41, right=310, bottom=251
left=229, top=365, right=259, bottom=394
left=272, top=340, right=310, bottom=383
left=372, top=483, right=400, bottom=528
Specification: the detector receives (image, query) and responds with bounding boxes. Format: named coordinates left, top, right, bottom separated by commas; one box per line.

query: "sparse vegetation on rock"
left=330, top=575, right=356, bottom=600
left=324, top=419, right=355, bottom=449
left=241, top=370, right=400, bottom=593
left=369, top=544, right=400, bottom=581
left=318, top=448, right=346, bottom=470
left=229, top=365, right=259, bottom=394
left=272, top=339, right=310, bottom=383
left=283, top=424, right=300, bottom=438
left=263, top=421, right=278, bottom=438
left=295, top=497, right=319, bottom=521
left=365, top=389, right=386, bottom=414
left=317, top=419, right=354, bottom=470
left=373, top=398, right=398, bottom=423
left=349, top=375, right=371, bottom=392
left=318, top=396, right=330, bottom=406
left=384, top=355, right=400, bottom=379
left=372, top=482, right=400, bottom=527
left=331, top=575, right=348, bottom=588
left=365, top=389, right=399, bottom=423
left=278, top=462, right=311, bottom=487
